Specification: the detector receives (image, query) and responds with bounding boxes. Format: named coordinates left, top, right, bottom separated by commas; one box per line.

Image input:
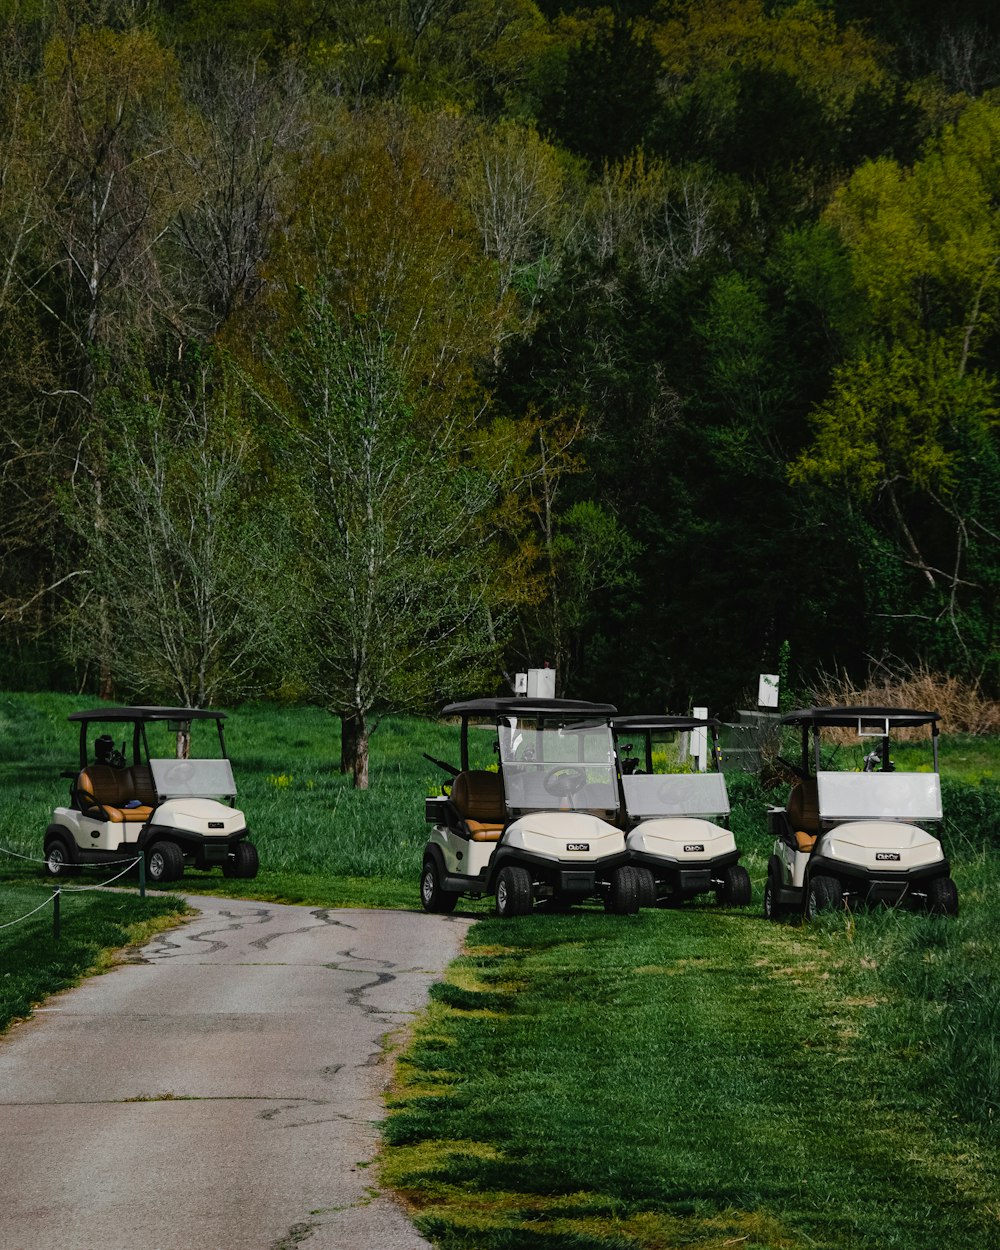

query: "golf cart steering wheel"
left=655, top=779, right=687, bottom=813
left=542, top=765, right=587, bottom=799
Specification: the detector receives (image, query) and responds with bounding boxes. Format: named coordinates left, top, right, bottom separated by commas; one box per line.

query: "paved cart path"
left=0, top=897, right=472, bottom=1250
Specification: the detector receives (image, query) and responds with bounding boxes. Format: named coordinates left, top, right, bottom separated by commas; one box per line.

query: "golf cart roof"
left=611, top=714, right=720, bottom=732
left=442, top=697, right=617, bottom=718
left=68, top=706, right=227, bottom=723
left=780, top=706, right=940, bottom=729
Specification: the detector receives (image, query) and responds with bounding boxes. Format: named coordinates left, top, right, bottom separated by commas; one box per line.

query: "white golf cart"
left=421, top=697, right=646, bottom=917
left=764, top=706, right=957, bottom=919
left=611, top=715, right=751, bottom=907
left=45, top=706, right=259, bottom=884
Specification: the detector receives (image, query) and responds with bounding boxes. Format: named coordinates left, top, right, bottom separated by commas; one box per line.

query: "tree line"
left=2, top=0, right=1000, bottom=784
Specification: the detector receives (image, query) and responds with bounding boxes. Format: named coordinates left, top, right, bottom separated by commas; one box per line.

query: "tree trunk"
left=340, top=709, right=369, bottom=789
left=340, top=712, right=357, bottom=775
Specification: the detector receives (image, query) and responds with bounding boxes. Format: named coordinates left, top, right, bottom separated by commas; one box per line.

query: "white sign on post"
left=691, top=706, right=708, bottom=772
left=513, top=672, right=528, bottom=694
left=758, top=674, right=779, bottom=709
left=526, top=667, right=556, bottom=698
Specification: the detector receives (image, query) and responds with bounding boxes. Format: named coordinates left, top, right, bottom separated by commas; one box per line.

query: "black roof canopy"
left=442, top=697, right=616, bottom=718
left=69, top=706, right=227, bottom=723
left=611, top=714, right=719, bottom=732
left=779, top=705, right=939, bottom=729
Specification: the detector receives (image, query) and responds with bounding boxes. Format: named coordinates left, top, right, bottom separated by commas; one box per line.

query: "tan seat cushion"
left=467, top=821, right=504, bottom=842
left=794, top=829, right=817, bottom=852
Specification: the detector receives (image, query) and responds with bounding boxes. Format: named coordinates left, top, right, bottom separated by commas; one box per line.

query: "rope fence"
left=0, top=843, right=148, bottom=939
left=0, top=846, right=139, bottom=866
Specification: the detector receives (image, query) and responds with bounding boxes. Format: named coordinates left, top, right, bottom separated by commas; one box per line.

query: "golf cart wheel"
left=636, top=867, right=657, bottom=909
left=420, top=856, right=458, bottom=914
left=147, top=840, right=184, bottom=884
left=717, top=864, right=752, bottom=907
left=223, top=841, right=259, bottom=880
left=608, top=865, right=643, bottom=915
left=763, top=865, right=783, bottom=921
left=495, top=866, right=533, bottom=917
left=806, top=874, right=842, bottom=918
left=44, top=835, right=80, bottom=878
left=926, top=876, right=959, bottom=917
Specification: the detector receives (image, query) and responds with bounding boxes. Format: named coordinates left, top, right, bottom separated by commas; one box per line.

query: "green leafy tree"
left=268, top=103, right=510, bottom=430
left=255, top=287, right=514, bottom=787
left=793, top=97, right=1000, bottom=677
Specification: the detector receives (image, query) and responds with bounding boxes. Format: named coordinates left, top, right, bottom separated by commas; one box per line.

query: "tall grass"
left=828, top=850, right=1000, bottom=1131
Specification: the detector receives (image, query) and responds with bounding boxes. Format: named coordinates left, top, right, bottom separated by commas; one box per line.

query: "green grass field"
left=0, top=690, right=456, bottom=908
left=385, top=872, right=1000, bottom=1249
left=2, top=690, right=999, bottom=1247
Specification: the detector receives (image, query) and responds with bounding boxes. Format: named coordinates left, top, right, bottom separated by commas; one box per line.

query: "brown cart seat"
left=76, top=764, right=156, bottom=823
left=450, top=770, right=505, bottom=842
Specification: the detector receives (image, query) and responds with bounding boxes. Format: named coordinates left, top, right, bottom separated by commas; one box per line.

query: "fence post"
left=52, top=888, right=61, bottom=941
left=692, top=706, right=709, bottom=772
left=138, top=851, right=146, bottom=899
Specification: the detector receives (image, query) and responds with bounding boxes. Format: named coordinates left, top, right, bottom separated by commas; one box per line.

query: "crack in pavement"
left=0, top=1094, right=329, bottom=1108
left=1, top=897, right=470, bottom=1250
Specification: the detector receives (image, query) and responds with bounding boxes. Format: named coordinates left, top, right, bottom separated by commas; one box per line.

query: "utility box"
left=526, top=667, right=556, bottom=699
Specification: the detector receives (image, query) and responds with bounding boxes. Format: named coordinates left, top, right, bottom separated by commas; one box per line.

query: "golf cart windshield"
left=817, top=771, right=942, bottom=823
left=498, top=717, right=618, bottom=813
left=622, top=772, right=730, bottom=819
left=149, top=758, right=237, bottom=800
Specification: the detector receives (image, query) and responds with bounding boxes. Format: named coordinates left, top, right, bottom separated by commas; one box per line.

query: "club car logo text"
left=566, top=842, right=589, bottom=852
left=684, top=844, right=705, bottom=852
left=875, top=852, right=901, bottom=861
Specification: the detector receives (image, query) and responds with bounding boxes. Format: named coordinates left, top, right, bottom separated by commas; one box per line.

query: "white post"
left=692, top=706, right=708, bottom=772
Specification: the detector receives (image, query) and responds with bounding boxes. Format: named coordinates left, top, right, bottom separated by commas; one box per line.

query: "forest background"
left=3, top=0, right=1000, bottom=784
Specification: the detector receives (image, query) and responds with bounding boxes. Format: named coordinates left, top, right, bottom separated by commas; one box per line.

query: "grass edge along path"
left=381, top=901, right=1000, bottom=1250
left=0, top=887, right=191, bottom=1035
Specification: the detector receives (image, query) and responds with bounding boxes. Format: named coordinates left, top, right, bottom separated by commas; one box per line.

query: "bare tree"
left=584, top=156, right=726, bottom=289
left=62, top=363, right=287, bottom=709
left=460, top=120, right=570, bottom=323
left=168, top=50, right=308, bottom=335
left=33, top=25, right=181, bottom=393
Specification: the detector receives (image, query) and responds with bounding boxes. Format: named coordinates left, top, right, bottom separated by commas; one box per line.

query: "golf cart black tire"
left=44, top=834, right=81, bottom=878
left=421, top=855, right=459, bottom=914
left=147, top=840, right=185, bottom=883
left=807, top=874, right=842, bottom=918
left=496, top=865, right=533, bottom=917
left=927, top=876, right=959, bottom=917
left=608, top=865, right=643, bottom=915
left=636, top=866, right=657, bottom=909
left=718, top=864, right=752, bottom=907
left=763, top=861, right=783, bottom=921
left=223, top=841, right=259, bottom=879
